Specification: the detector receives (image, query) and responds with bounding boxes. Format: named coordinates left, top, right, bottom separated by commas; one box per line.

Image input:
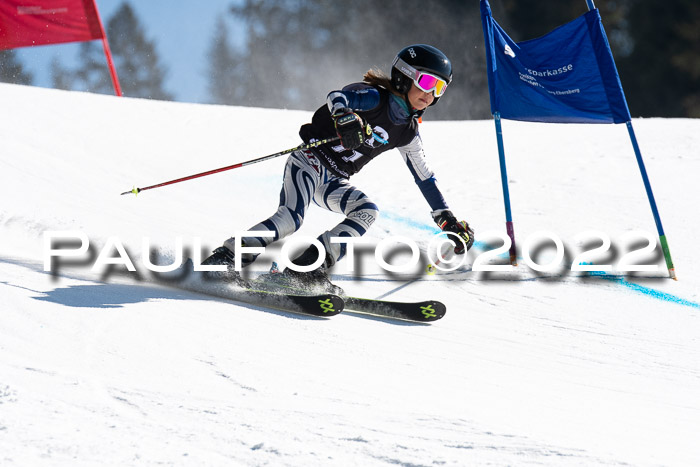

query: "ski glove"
left=332, top=110, right=371, bottom=150
left=434, top=210, right=475, bottom=254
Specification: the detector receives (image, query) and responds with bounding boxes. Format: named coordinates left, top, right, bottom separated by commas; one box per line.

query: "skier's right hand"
left=433, top=210, right=475, bottom=254
left=332, top=110, right=370, bottom=150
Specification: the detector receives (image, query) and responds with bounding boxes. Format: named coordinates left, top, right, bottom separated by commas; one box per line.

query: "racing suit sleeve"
left=326, top=84, right=381, bottom=115
left=397, top=134, right=450, bottom=215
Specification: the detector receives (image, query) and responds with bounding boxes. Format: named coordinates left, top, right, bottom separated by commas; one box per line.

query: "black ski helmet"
left=391, top=44, right=452, bottom=105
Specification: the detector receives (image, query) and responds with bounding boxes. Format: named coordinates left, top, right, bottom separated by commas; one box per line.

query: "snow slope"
left=1, top=82, right=699, bottom=466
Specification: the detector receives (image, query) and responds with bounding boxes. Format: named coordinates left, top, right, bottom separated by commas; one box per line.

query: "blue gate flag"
left=480, top=0, right=631, bottom=124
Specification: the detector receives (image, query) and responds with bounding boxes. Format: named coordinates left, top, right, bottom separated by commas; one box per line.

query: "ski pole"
left=120, top=136, right=340, bottom=196
left=426, top=246, right=451, bottom=275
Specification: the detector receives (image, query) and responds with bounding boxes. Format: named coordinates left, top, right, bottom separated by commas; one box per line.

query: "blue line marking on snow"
left=379, top=211, right=488, bottom=251
left=587, top=271, right=700, bottom=309
left=382, top=211, right=699, bottom=310
left=380, top=211, right=441, bottom=234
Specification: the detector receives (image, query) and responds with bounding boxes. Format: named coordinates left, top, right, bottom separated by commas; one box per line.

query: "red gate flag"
left=0, top=0, right=103, bottom=49
left=0, top=0, right=122, bottom=96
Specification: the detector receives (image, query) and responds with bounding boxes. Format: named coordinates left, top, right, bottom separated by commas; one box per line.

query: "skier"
left=202, top=44, right=474, bottom=292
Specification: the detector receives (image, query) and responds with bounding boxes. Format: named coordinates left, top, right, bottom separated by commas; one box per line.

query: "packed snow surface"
left=1, top=83, right=699, bottom=466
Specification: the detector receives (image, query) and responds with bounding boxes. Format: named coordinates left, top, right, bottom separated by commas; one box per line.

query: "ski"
left=181, top=282, right=344, bottom=317
left=169, top=280, right=343, bottom=317
left=343, top=296, right=446, bottom=322
left=155, top=261, right=343, bottom=317
left=228, top=288, right=344, bottom=317
left=250, top=267, right=445, bottom=322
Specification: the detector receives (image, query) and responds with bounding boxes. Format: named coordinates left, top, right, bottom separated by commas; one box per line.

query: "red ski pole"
left=120, top=136, right=340, bottom=196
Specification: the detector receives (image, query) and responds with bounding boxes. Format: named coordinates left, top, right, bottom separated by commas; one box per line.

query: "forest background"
left=1, top=0, right=698, bottom=120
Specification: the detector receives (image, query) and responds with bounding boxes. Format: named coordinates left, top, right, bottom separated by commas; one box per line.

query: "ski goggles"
left=393, top=57, right=449, bottom=97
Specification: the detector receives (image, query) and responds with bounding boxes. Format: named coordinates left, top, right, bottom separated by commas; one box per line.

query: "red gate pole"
left=92, top=0, right=122, bottom=96
left=101, top=36, right=122, bottom=96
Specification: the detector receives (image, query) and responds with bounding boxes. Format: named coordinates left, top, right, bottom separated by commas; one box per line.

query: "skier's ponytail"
left=363, top=68, right=403, bottom=97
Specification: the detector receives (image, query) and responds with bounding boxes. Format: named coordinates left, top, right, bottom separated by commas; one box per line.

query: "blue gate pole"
left=626, top=122, right=676, bottom=279
left=586, top=0, right=675, bottom=279
left=494, top=112, right=517, bottom=265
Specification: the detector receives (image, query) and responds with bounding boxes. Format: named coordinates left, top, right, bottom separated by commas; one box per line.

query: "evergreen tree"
left=51, top=58, right=73, bottom=91
left=671, top=2, right=700, bottom=117
left=226, top=0, right=326, bottom=109
left=51, top=1, right=173, bottom=100
left=617, top=0, right=700, bottom=117
left=51, top=42, right=113, bottom=94
left=207, top=17, right=244, bottom=105
left=0, top=50, right=33, bottom=85
left=214, top=0, right=489, bottom=120
left=107, top=2, right=173, bottom=100
left=499, top=0, right=700, bottom=118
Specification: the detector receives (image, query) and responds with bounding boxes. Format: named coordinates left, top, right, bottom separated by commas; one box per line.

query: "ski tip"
left=418, top=300, right=446, bottom=321
left=342, top=297, right=446, bottom=322
left=320, top=294, right=344, bottom=316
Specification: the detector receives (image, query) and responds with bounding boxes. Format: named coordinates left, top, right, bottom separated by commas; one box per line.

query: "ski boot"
left=282, top=245, right=344, bottom=296
left=283, top=267, right=344, bottom=296
left=200, top=246, right=249, bottom=288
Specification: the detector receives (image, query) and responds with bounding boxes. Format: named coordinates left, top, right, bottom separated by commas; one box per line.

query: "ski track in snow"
left=2, top=83, right=700, bottom=466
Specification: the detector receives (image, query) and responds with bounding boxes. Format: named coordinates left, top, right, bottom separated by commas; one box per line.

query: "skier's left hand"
left=433, top=210, right=474, bottom=254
